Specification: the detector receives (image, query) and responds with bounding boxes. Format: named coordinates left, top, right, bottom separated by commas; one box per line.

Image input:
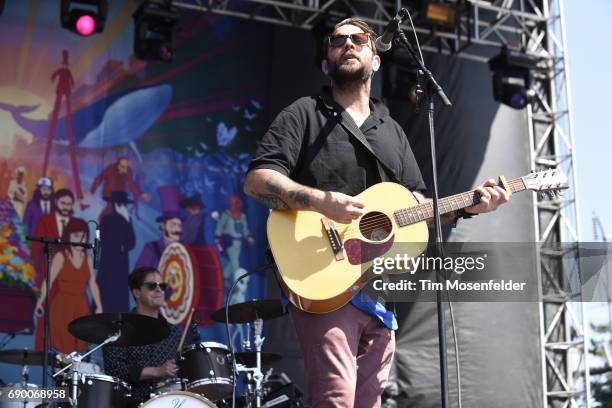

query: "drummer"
left=103, top=266, right=181, bottom=407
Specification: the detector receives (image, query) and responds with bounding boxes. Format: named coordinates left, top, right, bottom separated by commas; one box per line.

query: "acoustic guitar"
left=267, top=169, right=568, bottom=313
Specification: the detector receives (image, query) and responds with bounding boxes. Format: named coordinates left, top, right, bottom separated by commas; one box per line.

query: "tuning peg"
left=547, top=191, right=557, bottom=200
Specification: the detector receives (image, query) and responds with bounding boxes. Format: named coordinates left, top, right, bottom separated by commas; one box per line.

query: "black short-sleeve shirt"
left=249, top=88, right=425, bottom=195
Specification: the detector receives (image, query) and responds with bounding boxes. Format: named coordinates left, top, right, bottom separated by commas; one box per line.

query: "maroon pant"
left=289, top=304, right=395, bottom=408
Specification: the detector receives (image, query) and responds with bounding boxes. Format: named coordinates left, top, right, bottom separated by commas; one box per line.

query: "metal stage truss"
left=171, top=0, right=588, bottom=406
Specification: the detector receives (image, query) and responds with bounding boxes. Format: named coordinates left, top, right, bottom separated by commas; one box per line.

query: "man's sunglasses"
left=329, top=33, right=370, bottom=48
left=142, top=281, right=168, bottom=291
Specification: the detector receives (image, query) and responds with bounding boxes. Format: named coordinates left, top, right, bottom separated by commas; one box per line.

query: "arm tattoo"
left=253, top=193, right=290, bottom=210
left=288, top=189, right=310, bottom=207
left=257, top=178, right=290, bottom=209
left=260, top=176, right=310, bottom=209
left=265, top=179, right=283, bottom=195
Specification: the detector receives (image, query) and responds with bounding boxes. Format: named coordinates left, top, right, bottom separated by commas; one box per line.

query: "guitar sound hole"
left=359, top=211, right=392, bottom=241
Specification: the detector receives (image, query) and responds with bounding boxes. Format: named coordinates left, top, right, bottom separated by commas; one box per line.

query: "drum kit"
left=0, top=299, right=291, bottom=408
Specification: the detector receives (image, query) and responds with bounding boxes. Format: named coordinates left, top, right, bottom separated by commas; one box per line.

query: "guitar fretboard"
left=393, top=177, right=526, bottom=227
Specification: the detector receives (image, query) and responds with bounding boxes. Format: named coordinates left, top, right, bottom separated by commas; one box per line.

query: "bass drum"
left=141, top=391, right=217, bottom=407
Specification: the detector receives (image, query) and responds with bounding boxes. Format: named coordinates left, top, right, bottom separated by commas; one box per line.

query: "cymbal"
left=211, top=299, right=285, bottom=324
left=68, top=313, right=170, bottom=347
left=0, top=349, right=53, bottom=366
left=235, top=351, right=282, bottom=366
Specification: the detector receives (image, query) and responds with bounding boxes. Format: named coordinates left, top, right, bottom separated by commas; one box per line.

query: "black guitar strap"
left=337, top=111, right=401, bottom=312
left=337, top=110, right=402, bottom=184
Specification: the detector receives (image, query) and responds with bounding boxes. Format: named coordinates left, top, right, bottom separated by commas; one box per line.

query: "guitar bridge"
left=321, top=218, right=345, bottom=261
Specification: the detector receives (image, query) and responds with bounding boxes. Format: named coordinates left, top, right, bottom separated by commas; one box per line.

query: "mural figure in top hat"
left=98, top=190, right=136, bottom=312
left=136, top=185, right=183, bottom=269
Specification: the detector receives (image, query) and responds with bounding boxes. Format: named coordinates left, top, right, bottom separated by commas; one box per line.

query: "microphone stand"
left=392, top=13, right=453, bottom=408
left=26, top=236, right=94, bottom=390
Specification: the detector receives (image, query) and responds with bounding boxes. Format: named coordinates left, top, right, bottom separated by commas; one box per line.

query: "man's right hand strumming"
left=317, top=191, right=365, bottom=224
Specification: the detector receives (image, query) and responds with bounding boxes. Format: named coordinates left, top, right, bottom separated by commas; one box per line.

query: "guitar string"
left=339, top=180, right=528, bottom=239
left=337, top=179, right=526, bottom=238
left=342, top=186, right=496, bottom=233
left=350, top=178, right=525, bottom=230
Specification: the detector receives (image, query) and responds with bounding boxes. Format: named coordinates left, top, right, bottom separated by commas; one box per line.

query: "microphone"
left=375, top=8, right=408, bottom=53
left=93, top=225, right=101, bottom=270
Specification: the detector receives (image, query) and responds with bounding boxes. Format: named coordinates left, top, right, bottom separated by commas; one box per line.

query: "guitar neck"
left=394, top=177, right=527, bottom=227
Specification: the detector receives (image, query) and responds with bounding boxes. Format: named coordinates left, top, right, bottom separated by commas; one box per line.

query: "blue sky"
left=565, top=0, right=612, bottom=241
left=565, top=0, right=612, bottom=376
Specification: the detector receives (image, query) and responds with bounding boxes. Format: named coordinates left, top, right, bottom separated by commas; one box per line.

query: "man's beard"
left=329, top=59, right=371, bottom=89
left=58, top=208, right=72, bottom=216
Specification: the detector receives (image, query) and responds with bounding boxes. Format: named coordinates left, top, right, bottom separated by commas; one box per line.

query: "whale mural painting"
left=0, top=0, right=271, bottom=375
left=0, top=85, right=173, bottom=161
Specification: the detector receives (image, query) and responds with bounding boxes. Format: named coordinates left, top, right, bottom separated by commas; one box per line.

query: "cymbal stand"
left=234, top=317, right=265, bottom=408
left=253, top=318, right=264, bottom=408
left=21, top=362, right=29, bottom=386
left=241, top=322, right=251, bottom=351
left=52, top=330, right=121, bottom=408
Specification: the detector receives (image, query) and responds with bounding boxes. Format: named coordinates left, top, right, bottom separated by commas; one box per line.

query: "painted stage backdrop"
left=0, top=0, right=271, bottom=366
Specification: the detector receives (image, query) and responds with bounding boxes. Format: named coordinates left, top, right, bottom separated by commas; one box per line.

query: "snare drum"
left=58, top=373, right=129, bottom=408
left=153, top=378, right=184, bottom=395
left=178, top=342, right=233, bottom=401
left=141, top=391, right=217, bottom=407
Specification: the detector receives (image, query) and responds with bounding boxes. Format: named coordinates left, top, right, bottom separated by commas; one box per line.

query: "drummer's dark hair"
left=128, top=266, right=161, bottom=298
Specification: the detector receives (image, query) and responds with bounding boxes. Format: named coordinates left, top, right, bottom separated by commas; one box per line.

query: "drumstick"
left=177, top=308, right=195, bottom=355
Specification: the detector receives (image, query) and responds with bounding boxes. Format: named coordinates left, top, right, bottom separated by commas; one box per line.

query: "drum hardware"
left=0, top=349, right=54, bottom=366
left=52, top=330, right=121, bottom=408
left=178, top=342, right=234, bottom=401
left=150, top=378, right=185, bottom=397
left=67, top=313, right=170, bottom=347
left=0, top=349, right=53, bottom=408
left=241, top=323, right=251, bottom=351
left=252, top=318, right=264, bottom=408
left=55, top=373, right=130, bottom=408
left=211, top=300, right=284, bottom=325
left=213, top=297, right=286, bottom=408
left=59, top=311, right=172, bottom=406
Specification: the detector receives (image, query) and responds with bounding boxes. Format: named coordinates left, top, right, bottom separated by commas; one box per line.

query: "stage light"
left=76, top=15, right=96, bottom=36
left=419, top=1, right=458, bottom=27
left=488, top=48, right=538, bottom=110
left=133, top=0, right=180, bottom=62
left=60, top=0, right=107, bottom=37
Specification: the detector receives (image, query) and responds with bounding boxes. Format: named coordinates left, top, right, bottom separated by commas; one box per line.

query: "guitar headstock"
left=522, top=169, right=568, bottom=198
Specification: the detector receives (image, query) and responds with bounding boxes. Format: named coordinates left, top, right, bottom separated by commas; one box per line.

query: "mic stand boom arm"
left=394, top=26, right=452, bottom=108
